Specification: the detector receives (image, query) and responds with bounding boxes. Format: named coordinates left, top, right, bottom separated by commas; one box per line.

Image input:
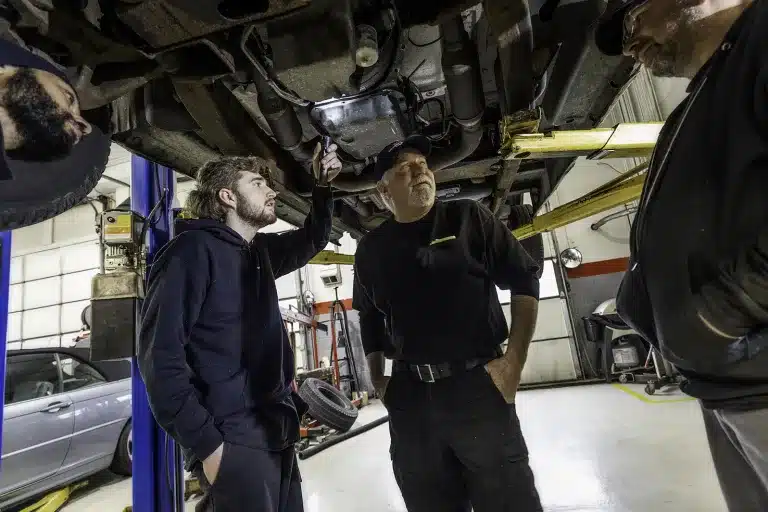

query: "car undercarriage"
left=2, top=0, right=637, bottom=239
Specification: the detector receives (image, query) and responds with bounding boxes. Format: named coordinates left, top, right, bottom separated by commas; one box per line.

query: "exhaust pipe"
left=255, top=78, right=315, bottom=163
left=429, top=15, right=486, bottom=172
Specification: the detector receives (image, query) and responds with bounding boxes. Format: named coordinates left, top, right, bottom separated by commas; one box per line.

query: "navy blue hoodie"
left=138, top=186, right=333, bottom=467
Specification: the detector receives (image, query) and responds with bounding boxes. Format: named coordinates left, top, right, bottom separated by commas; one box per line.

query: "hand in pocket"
left=484, top=358, right=521, bottom=404
left=202, top=443, right=225, bottom=485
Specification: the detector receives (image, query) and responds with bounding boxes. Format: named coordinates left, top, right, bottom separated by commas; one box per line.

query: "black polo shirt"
left=352, top=199, right=540, bottom=364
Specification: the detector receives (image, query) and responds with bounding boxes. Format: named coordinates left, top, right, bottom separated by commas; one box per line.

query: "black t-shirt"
left=352, top=199, right=540, bottom=364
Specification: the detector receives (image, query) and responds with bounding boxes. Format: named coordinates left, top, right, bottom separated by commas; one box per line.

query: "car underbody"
left=2, top=0, right=637, bottom=239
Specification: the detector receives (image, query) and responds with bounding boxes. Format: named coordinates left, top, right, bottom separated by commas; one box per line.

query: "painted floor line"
left=612, top=383, right=696, bottom=404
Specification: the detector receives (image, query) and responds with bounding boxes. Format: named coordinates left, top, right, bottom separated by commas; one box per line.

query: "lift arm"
left=500, top=121, right=662, bottom=160
left=512, top=162, right=647, bottom=241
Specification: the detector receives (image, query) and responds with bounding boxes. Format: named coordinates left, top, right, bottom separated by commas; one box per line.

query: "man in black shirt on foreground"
left=353, top=135, right=543, bottom=511
left=596, top=1, right=768, bottom=509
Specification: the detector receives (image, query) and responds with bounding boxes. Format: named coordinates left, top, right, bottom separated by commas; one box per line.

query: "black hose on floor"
left=297, top=415, right=390, bottom=460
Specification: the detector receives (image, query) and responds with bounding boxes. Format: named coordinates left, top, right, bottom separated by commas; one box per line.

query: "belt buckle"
left=416, top=364, right=436, bottom=383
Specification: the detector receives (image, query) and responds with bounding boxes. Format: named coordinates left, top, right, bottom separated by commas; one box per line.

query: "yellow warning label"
left=105, top=214, right=133, bottom=238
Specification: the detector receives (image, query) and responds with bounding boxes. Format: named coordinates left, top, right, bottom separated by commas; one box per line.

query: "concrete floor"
left=55, top=384, right=727, bottom=512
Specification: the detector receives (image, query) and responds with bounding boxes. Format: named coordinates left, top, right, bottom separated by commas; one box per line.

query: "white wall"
left=7, top=204, right=102, bottom=350
left=545, top=158, right=635, bottom=264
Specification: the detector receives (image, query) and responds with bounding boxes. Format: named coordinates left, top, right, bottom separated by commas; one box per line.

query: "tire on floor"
left=507, top=204, right=545, bottom=278
left=0, top=125, right=111, bottom=229
left=299, top=378, right=359, bottom=432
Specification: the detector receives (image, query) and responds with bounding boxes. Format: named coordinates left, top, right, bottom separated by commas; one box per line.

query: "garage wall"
left=7, top=204, right=102, bottom=350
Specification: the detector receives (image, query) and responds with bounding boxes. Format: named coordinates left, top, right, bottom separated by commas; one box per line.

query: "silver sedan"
left=1, top=347, right=132, bottom=509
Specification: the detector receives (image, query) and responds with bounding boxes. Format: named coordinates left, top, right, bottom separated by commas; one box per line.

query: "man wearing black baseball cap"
left=352, top=134, right=543, bottom=511
left=0, top=37, right=92, bottom=176
left=595, top=1, right=768, bottom=510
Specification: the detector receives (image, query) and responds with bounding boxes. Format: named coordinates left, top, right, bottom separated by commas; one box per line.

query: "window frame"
left=55, top=352, right=107, bottom=392
left=5, top=352, right=64, bottom=405
left=538, top=257, right=561, bottom=300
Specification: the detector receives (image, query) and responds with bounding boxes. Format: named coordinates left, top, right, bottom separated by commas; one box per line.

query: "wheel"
left=507, top=205, right=545, bottom=278
left=618, top=373, right=629, bottom=384
left=111, top=420, right=133, bottom=476
left=645, top=383, right=656, bottom=396
left=0, top=124, right=110, bottom=229
left=299, top=378, right=359, bottom=432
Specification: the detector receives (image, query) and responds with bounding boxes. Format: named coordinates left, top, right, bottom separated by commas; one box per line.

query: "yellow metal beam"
left=308, top=250, right=355, bottom=266
left=501, top=122, right=662, bottom=160
left=512, top=172, right=645, bottom=241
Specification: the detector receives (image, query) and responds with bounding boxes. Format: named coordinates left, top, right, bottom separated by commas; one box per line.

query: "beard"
left=408, top=181, right=435, bottom=208
left=235, top=190, right=277, bottom=228
left=3, top=68, right=77, bottom=162
left=644, top=31, right=697, bottom=77
left=629, top=6, right=701, bottom=78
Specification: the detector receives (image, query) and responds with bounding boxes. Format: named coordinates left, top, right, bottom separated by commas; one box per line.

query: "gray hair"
left=376, top=172, right=395, bottom=212
left=186, top=156, right=271, bottom=222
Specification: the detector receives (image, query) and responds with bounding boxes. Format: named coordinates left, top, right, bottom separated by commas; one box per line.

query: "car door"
left=1, top=352, right=75, bottom=496
left=58, top=354, right=131, bottom=472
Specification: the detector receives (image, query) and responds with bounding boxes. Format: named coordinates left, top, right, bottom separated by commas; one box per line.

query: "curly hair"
left=186, top=156, right=272, bottom=222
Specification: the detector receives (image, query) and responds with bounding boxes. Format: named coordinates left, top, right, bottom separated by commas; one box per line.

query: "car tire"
left=507, top=204, right=545, bottom=278
left=111, top=420, right=132, bottom=476
left=0, top=125, right=111, bottom=230
left=298, top=378, right=358, bottom=432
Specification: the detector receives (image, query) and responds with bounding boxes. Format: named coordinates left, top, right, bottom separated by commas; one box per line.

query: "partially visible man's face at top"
left=382, top=149, right=436, bottom=211
left=232, top=170, right=278, bottom=228
left=3, top=68, right=92, bottom=161
left=622, top=0, right=706, bottom=77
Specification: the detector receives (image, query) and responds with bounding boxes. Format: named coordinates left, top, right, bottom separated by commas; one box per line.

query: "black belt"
left=393, top=358, right=493, bottom=383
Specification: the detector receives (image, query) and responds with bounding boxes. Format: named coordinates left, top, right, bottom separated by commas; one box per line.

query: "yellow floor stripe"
left=612, top=383, right=696, bottom=404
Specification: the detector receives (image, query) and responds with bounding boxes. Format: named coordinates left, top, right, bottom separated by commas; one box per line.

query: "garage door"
left=7, top=240, right=100, bottom=350
left=499, top=231, right=581, bottom=385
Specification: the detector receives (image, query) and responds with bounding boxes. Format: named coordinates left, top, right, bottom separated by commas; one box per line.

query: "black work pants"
left=192, top=444, right=303, bottom=512
left=383, top=366, right=542, bottom=512
left=701, top=405, right=768, bottom=511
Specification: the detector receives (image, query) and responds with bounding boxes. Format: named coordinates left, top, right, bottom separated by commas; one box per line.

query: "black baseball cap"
left=595, top=0, right=646, bottom=56
left=373, top=134, right=432, bottom=181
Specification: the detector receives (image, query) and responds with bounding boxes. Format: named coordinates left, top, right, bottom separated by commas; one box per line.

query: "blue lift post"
left=131, top=155, right=184, bottom=512
left=0, top=231, right=11, bottom=474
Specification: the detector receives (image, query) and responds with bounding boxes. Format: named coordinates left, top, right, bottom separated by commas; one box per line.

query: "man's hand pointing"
left=313, top=141, right=342, bottom=186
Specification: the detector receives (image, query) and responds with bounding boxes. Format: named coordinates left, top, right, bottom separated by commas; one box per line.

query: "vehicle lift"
left=0, top=118, right=662, bottom=512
